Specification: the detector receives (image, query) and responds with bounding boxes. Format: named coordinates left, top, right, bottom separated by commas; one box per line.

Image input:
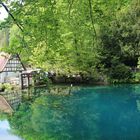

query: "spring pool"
left=0, top=85, right=140, bottom=140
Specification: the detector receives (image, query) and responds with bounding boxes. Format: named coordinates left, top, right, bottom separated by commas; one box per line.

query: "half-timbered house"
left=0, top=52, right=26, bottom=84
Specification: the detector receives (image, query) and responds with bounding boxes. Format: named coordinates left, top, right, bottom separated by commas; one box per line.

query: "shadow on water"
left=1, top=84, right=140, bottom=140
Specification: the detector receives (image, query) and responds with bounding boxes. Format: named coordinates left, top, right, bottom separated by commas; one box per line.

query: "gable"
left=0, top=53, right=26, bottom=72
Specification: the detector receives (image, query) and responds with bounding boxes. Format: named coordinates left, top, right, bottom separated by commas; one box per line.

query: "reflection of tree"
left=0, top=112, right=8, bottom=120
left=30, top=96, right=73, bottom=139
left=47, top=85, right=80, bottom=95
left=8, top=87, right=100, bottom=140
left=7, top=85, right=140, bottom=140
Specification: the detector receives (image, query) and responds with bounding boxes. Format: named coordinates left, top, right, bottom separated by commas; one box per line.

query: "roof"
left=0, top=52, right=11, bottom=72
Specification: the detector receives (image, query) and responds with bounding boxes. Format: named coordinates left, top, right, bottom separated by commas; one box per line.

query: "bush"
left=0, top=83, right=14, bottom=92
left=3, top=83, right=14, bottom=91
left=109, top=64, right=132, bottom=83
left=134, top=72, right=140, bottom=83
left=33, top=70, right=51, bottom=86
left=0, top=83, right=5, bottom=92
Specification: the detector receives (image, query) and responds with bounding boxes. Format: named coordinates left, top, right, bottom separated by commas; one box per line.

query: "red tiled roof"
left=0, top=52, right=11, bottom=72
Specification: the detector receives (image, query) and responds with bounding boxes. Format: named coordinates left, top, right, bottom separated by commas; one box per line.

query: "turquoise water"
left=1, top=85, right=140, bottom=140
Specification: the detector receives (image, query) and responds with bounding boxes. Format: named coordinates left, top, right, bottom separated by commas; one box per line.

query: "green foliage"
left=0, top=28, right=9, bottom=49
left=33, top=70, right=51, bottom=86
left=3, top=83, right=14, bottom=91
left=0, top=83, right=5, bottom=91
left=99, top=0, right=140, bottom=83
left=109, top=64, right=132, bottom=83
left=0, top=113, right=8, bottom=120
left=0, top=83, right=14, bottom=92
left=0, top=0, right=139, bottom=83
left=133, top=72, right=140, bottom=83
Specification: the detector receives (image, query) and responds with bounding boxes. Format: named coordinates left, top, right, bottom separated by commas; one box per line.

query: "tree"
left=0, top=0, right=134, bottom=82
left=99, top=0, right=140, bottom=82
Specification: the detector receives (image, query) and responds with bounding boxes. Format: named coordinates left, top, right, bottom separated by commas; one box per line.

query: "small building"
left=0, top=52, right=26, bottom=84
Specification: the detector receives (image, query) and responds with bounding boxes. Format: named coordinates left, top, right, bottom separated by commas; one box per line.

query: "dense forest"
left=0, top=0, right=140, bottom=84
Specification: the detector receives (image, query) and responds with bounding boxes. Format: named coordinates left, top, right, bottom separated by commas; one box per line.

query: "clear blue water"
left=1, top=84, right=140, bottom=140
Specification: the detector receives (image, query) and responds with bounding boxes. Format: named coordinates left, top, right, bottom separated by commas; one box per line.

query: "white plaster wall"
left=7, top=72, right=19, bottom=77
left=0, top=72, right=20, bottom=84
left=0, top=72, right=7, bottom=83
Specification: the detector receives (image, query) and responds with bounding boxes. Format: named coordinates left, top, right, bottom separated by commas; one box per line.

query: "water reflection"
left=1, top=85, right=140, bottom=140
left=0, top=120, right=23, bottom=140
left=9, top=98, right=99, bottom=139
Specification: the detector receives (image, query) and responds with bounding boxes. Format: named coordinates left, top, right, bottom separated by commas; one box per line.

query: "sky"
left=0, top=7, right=8, bottom=21
left=0, top=120, right=23, bottom=140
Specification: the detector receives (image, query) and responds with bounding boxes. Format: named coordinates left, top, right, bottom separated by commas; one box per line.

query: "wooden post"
left=27, top=74, right=30, bottom=88
left=21, top=74, right=24, bottom=89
